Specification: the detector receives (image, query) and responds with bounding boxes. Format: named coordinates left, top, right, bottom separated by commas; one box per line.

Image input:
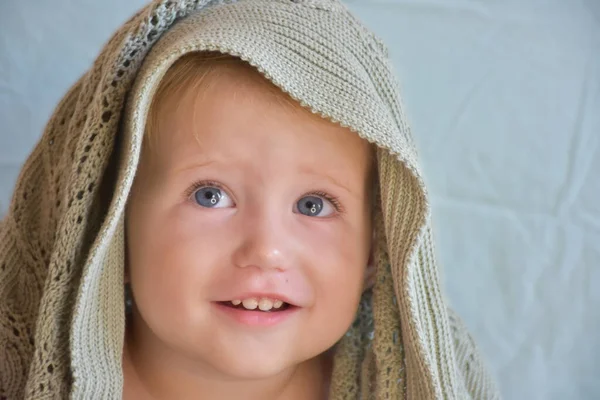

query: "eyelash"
left=184, top=180, right=344, bottom=213
left=184, top=179, right=226, bottom=201
left=304, top=190, right=344, bottom=214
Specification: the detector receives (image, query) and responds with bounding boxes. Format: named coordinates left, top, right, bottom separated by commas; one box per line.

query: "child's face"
left=126, top=67, right=373, bottom=380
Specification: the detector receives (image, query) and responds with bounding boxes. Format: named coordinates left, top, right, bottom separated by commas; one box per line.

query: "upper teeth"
left=231, top=298, right=284, bottom=311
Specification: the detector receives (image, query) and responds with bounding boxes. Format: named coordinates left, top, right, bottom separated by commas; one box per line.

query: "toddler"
left=0, top=1, right=499, bottom=399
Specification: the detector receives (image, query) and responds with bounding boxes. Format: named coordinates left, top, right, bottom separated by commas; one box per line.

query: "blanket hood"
left=0, top=1, right=499, bottom=399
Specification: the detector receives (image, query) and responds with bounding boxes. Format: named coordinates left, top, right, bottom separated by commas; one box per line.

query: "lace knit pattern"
left=0, top=0, right=500, bottom=398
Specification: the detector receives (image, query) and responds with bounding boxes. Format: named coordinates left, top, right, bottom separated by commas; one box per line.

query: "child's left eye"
left=294, top=195, right=336, bottom=217
left=193, top=186, right=234, bottom=208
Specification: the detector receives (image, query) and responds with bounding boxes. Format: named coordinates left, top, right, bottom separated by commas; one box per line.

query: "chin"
left=211, top=350, right=298, bottom=380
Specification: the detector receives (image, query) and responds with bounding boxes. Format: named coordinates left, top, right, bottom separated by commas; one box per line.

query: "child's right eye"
left=193, top=185, right=235, bottom=208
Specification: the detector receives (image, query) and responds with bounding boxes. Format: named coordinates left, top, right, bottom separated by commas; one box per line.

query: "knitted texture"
left=0, top=0, right=501, bottom=398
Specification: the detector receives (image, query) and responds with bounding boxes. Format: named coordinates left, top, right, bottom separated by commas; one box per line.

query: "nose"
left=231, top=211, right=290, bottom=272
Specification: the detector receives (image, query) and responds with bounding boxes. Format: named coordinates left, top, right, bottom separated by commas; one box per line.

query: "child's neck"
left=123, top=325, right=333, bottom=400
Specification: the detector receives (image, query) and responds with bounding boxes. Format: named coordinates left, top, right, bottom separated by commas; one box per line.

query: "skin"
left=123, top=64, right=374, bottom=400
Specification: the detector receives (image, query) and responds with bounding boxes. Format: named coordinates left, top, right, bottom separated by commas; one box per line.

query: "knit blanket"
left=0, top=0, right=500, bottom=398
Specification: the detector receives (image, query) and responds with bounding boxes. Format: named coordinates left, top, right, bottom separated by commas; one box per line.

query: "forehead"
left=144, top=61, right=373, bottom=181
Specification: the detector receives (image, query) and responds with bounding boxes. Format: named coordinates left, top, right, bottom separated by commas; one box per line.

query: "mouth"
left=217, top=298, right=293, bottom=312
left=213, top=298, right=299, bottom=327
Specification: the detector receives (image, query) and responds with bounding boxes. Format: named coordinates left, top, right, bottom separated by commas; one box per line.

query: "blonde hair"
left=144, top=51, right=307, bottom=152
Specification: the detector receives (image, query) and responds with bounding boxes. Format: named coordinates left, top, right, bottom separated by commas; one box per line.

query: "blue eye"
left=193, top=186, right=234, bottom=208
left=296, top=195, right=334, bottom=217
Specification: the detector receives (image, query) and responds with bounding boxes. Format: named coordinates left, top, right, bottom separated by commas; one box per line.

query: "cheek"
left=301, top=218, right=370, bottom=344
left=126, top=204, right=224, bottom=331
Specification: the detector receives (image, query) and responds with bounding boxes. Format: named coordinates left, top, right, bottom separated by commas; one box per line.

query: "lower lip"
left=213, top=303, right=299, bottom=327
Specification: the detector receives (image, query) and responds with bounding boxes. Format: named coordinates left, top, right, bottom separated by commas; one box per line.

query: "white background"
left=1, top=1, right=598, bottom=398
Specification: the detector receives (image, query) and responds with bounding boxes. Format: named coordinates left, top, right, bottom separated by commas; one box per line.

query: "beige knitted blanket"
left=0, top=0, right=500, bottom=398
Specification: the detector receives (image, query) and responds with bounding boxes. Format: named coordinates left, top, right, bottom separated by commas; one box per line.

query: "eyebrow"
left=172, top=159, right=217, bottom=174
left=299, top=166, right=355, bottom=196
left=172, top=159, right=358, bottom=197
